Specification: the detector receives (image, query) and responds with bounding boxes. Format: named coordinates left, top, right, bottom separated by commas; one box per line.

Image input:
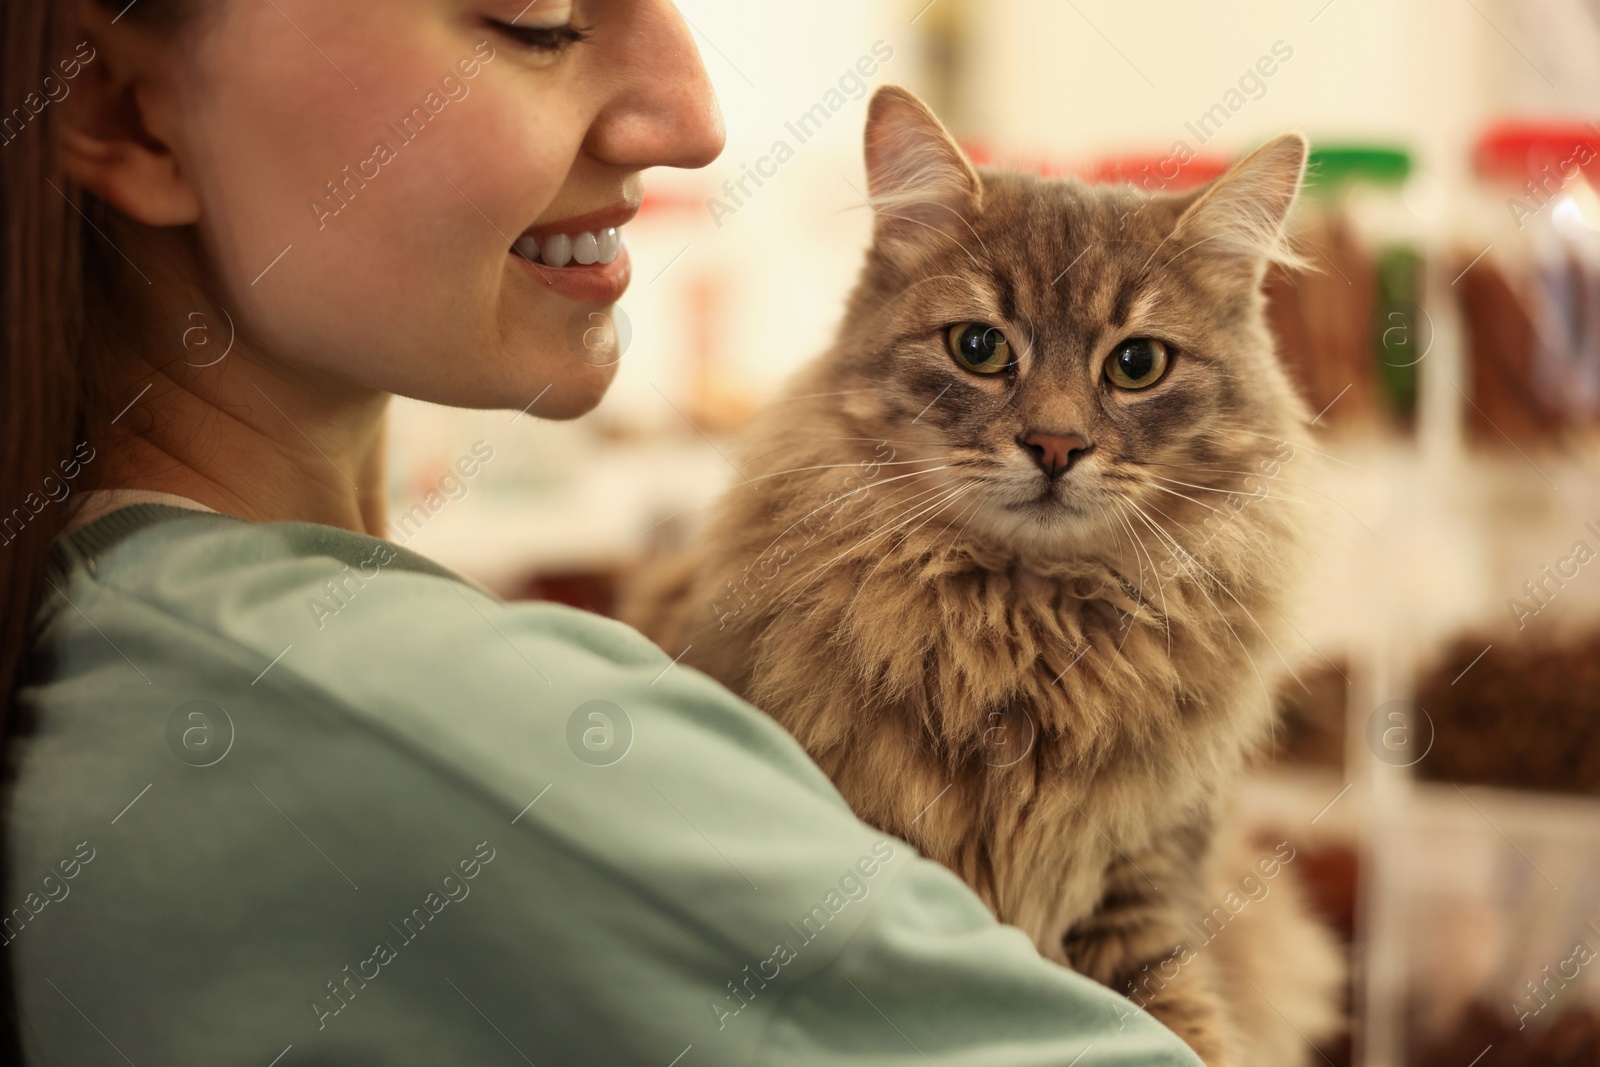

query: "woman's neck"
left=98, top=348, right=392, bottom=537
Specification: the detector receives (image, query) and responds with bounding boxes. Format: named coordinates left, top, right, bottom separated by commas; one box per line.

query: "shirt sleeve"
left=11, top=523, right=1204, bottom=1067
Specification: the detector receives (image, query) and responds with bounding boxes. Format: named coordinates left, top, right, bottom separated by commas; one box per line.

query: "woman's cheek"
left=178, top=14, right=593, bottom=406
left=187, top=72, right=526, bottom=391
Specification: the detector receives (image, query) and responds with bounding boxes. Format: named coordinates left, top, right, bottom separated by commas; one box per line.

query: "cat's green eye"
left=946, top=323, right=1012, bottom=375
left=1104, top=338, right=1170, bottom=390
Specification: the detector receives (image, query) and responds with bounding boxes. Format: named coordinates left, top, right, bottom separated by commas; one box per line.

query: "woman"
left=0, top=0, right=1204, bottom=1063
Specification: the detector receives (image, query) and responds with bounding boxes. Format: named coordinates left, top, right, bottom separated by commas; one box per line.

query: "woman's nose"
left=585, top=0, right=727, bottom=171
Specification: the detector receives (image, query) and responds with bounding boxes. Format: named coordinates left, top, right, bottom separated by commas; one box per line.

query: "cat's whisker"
left=1142, top=474, right=1247, bottom=495
left=741, top=464, right=956, bottom=570
left=905, top=483, right=973, bottom=537
left=1136, top=227, right=1181, bottom=276
left=861, top=205, right=987, bottom=272
left=1189, top=426, right=1366, bottom=471
left=1139, top=490, right=1348, bottom=691
left=1123, top=502, right=1233, bottom=627
left=859, top=189, right=993, bottom=260
left=1159, top=231, right=1231, bottom=271
left=938, top=492, right=987, bottom=550
left=848, top=480, right=969, bottom=551
left=816, top=481, right=961, bottom=564
left=1143, top=461, right=1390, bottom=542
left=861, top=486, right=973, bottom=585
left=1142, top=474, right=1343, bottom=519
left=1136, top=499, right=1309, bottom=696
left=1108, top=498, right=1171, bottom=654
left=804, top=476, right=960, bottom=553
left=1134, top=499, right=1259, bottom=622
left=1141, top=462, right=1332, bottom=496
left=762, top=483, right=954, bottom=608
left=743, top=436, right=935, bottom=465
left=870, top=272, right=974, bottom=309
left=946, top=490, right=988, bottom=552
left=765, top=481, right=959, bottom=595
left=1091, top=503, right=1150, bottom=660
left=749, top=457, right=950, bottom=483
left=1093, top=501, right=1149, bottom=610
left=1123, top=499, right=1273, bottom=699
left=928, top=202, right=993, bottom=258
left=773, top=389, right=884, bottom=402
left=785, top=482, right=971, bottom=607
left=1123, top=507, right=1174, bottom=652
left=1118, top=522, right=1171, bottom=658
left=1139, top=480, right=1230, bottom=517
left=825, top=476, right=960, bottom=543
left=861, top=484, right=971, bottom=563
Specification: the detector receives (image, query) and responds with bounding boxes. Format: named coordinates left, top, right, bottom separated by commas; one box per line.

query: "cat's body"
left=622, top=87, right=1342, bottom=1064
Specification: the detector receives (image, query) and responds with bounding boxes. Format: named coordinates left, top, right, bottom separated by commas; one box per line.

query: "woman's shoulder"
left=46, top=500, right=632, bottom=642
left=41, top=500, right=669, bottom=682
left=26, top=501, right=806, bottom=788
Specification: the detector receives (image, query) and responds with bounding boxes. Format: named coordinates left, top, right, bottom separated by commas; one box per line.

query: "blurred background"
left=387, top=1, right=1600, bottom=1063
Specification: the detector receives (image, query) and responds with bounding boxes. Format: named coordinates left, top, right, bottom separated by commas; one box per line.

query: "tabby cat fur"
left=621, top=85, right=1344, bottom=1065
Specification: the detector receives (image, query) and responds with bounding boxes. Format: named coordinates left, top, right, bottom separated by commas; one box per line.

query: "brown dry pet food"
left=1265, top=216, right=1379, bottom=428
left=1458, top=256, right=1561, bottom=447
left=1411, top=999, right=1600, bottom=1067
left=1412, top=633, right=1600, bottom=796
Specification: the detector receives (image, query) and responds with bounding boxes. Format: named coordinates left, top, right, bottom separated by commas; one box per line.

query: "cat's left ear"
left=1169, top=133, right=1309, bottom=275
left=862, top=85, right=982, bottom=248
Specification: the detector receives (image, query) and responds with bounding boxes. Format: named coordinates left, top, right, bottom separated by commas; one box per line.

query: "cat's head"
left=826, top=85, right=1312, bottom=566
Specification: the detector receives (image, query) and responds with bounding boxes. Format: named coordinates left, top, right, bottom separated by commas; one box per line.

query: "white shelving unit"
left=1229, top=202, right=1600, bottom=1063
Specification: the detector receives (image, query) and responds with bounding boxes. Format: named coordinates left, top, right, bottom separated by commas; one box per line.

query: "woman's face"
left=141, top=0, right=723, bottom=417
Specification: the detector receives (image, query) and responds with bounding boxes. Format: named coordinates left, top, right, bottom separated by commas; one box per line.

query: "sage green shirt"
left=8, top=503, right=1200, bottom=1066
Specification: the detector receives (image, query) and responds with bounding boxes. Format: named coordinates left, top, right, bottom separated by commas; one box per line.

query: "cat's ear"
left=1170, top=133, right=1309, bottom=273
left=863, top=85, right=982, bottom=246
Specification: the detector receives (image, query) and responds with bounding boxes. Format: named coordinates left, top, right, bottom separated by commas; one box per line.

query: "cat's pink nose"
left=1018, top=430, right=1092, bottom=479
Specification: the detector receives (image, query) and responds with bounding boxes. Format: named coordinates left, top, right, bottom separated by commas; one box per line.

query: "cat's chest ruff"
left=879, top=555, right=1247, bottom=807
left=924, top=555, right=1152, bottom=659
left=851, top=551, right=1178, bottom=723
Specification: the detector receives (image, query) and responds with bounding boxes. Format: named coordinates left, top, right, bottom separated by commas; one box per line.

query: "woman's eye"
left=484, top=18, right=591, bottom=52
left=1104, top=338, right=1170, bottom=390
left=945, top=322, right=1013, bottom=375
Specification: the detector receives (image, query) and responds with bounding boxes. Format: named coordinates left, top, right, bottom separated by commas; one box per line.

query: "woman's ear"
left=58, top=9, right=200, bottom=226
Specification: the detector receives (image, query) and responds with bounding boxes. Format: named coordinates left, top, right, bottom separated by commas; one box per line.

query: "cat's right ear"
left=863, top=85, right=982, bottom=250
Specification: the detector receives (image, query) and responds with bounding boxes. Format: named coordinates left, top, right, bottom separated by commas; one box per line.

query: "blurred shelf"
left=395, top=437, right=731, bottom=595
left=1410, top=779, right=1600, bottom=842
left=1236, top=766, right=1361, bottom=840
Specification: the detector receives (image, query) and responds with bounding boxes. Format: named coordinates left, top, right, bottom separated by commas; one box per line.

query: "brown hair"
left=0, top=0, right=194, bottom=1054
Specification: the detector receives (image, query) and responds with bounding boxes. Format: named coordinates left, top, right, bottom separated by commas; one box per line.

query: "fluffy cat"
left=621, top=85, right=1343, bottom=1065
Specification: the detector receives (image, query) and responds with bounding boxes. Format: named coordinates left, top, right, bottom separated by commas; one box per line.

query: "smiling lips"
left=513, top=227, right=621, bottom=268
left=509, top=204, right=636, bottom=304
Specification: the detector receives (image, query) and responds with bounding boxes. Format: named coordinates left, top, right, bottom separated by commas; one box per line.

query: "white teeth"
left=571, top=231, right=600, bottom=265
left=540, top=232, right=572, bottom=267
left=515, top=227, right=623, bottom=268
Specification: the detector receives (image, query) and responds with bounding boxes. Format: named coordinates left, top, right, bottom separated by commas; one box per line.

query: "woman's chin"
left=513, top=358, right=618, bottom=420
